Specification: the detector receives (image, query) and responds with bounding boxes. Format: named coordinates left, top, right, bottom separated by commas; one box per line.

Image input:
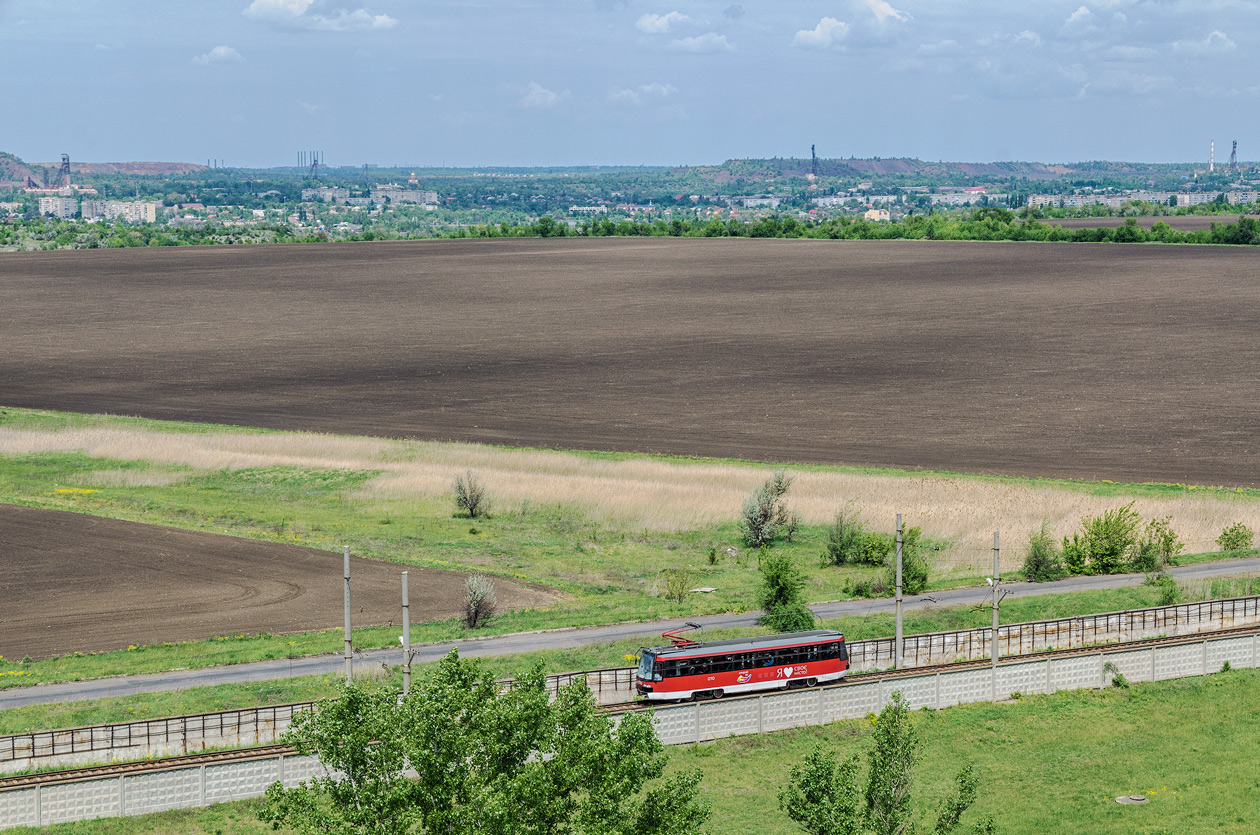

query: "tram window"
left=711, top=655, right=734, bottom=673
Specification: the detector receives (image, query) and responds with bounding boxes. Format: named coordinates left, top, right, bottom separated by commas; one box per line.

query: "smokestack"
left=1210, top=140, right=1215, bottom=173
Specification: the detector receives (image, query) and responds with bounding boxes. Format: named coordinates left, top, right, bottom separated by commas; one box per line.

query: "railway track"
left=7, top=621, right=1258, bottom=792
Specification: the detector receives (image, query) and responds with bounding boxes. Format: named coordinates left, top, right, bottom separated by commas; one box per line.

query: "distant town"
left=1, top=148, right=1257, bottom=249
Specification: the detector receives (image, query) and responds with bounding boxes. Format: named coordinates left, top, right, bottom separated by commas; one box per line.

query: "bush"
left=882, top=526, right=929, bottom=596
left=463, top=574, right=497, bottom=628
left=823, top=508, right=865, bottom=566
left=1146, top=572, right=1181, bottom=606
left=662, top=567, right=693, bottom=604
left=453, top=470, right=489, bottom=518
left=1217, top=522, right=1255, bottom=552
left=1023, top=521, right=1064, bottom=582
left=759, top=550, right=813, bottom=631
left=740, top=470, right=795, bottom=548
left=1132, top=516, right=1183, bottom=572
left=1062, top=502, right=1141, bottom=575
left=761, top=603, right=816, bottom=633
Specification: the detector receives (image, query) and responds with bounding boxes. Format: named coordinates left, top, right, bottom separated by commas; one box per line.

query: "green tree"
left=1217, top=522, right=1255, bottom=552
left=1063, top=503, right=1142, bottom=575
left=759, top=550, right=815, bottom=632
left=1021, top=521, right=1064, bottom=582
left=262, top=651, right=710, bottom=835
left=741, top=469, right=795, bottom=548
left=778, top=693, right=990, bottom=835
left=823, top=508, right=865, bottom=566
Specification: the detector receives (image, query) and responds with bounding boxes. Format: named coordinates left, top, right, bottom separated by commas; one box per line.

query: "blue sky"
left=2, top=0, right=1256, bottom=167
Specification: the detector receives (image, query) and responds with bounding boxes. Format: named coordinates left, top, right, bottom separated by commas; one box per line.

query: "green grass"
left=1, top=405, right=1257, bottom=688
left=10, top=668, right=1259, bottom=835
left=0, top=583, right=1205, bottom=733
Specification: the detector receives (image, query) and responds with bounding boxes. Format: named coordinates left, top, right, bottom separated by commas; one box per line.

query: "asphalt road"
left=3, top=556, right=1258, bottom=710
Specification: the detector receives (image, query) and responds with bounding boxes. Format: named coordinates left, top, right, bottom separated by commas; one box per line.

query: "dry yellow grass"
left=3, top=424, right=1257, bottom=575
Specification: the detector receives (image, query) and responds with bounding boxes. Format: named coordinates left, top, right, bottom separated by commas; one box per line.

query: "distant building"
left=301, top=187, right=350, bottom=203
left=81, top=200, right=160, bottom=223
left=38, top=196, right=77, bottom=219
left=863, top=208, right=890, bottom=222
left=370, top=185, right=438, bottom=205
left=569, top=205, right=608, bottom=215
left=734, top=196, right=781, bottom=209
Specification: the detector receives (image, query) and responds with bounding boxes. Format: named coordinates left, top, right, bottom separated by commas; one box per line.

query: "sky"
left=2, top=0, right=1257, bottom=168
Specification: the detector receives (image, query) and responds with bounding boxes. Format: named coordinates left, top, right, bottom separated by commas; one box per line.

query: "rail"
left=4, top=594, right=1259, bottom=773
left=4, top=622, right=1259, bottom=830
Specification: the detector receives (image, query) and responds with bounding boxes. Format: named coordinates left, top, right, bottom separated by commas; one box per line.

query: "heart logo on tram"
left=783, top=666, right=793, bottom=677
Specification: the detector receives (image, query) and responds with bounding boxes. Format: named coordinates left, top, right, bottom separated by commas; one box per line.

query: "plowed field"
left=0, top=504, right=558, bottom=659
left=3, top=237, right=1259, bottom=486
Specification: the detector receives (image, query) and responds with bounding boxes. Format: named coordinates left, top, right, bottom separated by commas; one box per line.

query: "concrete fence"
left=5, top=596, right=1258, bottom=774
left=3, top=628, right=1256, bottom=831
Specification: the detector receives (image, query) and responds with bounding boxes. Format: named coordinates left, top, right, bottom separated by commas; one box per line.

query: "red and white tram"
left=635, top=625, right=849, bottom=701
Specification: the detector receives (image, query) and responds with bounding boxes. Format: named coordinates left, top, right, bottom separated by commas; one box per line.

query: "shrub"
left=882, top=526, right=929, bottom=596
left=1146, top=572, right=1180, bottom=606
left=1023, top=521, right=1064, bottom=582
left=453, top=470, right=489, bottom=518
left=1133, top=516, right=1183, bottom=572
left=662, top=567, right=693, bottom=604
left=740, top=470, right=795, bottom=548
left=759, top=550, right=814, bottom=631
left=823, top=508, right=865, bottom=566
left=1217, top=522, right=1255, bottom=552
left=463, top=574, right=497, bottom=628
left=1063, top=502, right=1141, bottom=575
left=761, top=603, right=816, bottom=633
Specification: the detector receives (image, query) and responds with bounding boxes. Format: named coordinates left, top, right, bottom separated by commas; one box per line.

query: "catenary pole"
left=402, top=571, right=412, bottom=695
left=895, top=514, right=903, bottom=671
left=344, top=545, right=353, bottom=684
left=992, top=531, right=1000, bottom=669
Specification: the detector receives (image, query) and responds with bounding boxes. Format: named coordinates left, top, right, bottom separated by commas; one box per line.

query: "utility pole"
left=895, top=514, right=903, bottom=671
left=344, top=545, right=353, bottom=684
left=401, top=570, right=412, bottom=695
left=991, top=531, right=1000, bottom=669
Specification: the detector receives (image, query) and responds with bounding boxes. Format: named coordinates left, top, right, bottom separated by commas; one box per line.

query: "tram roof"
left=645, top=629, right=843, bottom=659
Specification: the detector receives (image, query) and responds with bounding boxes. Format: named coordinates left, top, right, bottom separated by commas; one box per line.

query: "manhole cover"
left=1116, top=795, right=1149, bottom=805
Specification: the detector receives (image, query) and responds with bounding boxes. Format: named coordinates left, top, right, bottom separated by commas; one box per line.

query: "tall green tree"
left=778, top=693, right=992, bottom=835
left=260, top=650, right=709, bottom=835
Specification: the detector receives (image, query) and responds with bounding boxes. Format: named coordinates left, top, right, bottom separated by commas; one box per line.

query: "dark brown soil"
left=3, top=238, right=1259, bottom=486
left=0, top=504, right=558, bottom=659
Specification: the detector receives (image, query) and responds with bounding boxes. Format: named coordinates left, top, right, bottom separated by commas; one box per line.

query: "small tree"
left=1063, top=503, right=1141, bottom=575
left=759, top=550, right=815, bottom=632
left=778, top=692, right=989, bottom=835
left=1218, top=522, right=1255, bottom=552
left=1022, top=521, right=1064, bottom=582
left=741, top=469, right=795, bottom=548
left=463, top=573, right=497, bottom=628
left=824, top=508, right=866, bottom=566
left=1132, top=516, right=1183, bottom=572
left=662, top=567, right=693, bottom=604
left=453, top=470, right=488, bottom=518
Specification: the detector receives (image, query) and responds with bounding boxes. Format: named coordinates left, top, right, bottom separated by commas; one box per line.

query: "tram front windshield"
left=637, top=652, right=656, bottom=680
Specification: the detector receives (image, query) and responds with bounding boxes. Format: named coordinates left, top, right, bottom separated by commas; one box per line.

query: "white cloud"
left=856, top=0, right=909, bottom=24
left=916, top=39, right=958, bottom=55
left=193, top=45, right=244, bottom=64
left=636, top=12, right=688, bottom=34
left=1174, top=30, right=1236, bottom=56
left=244, top=0, right=397, bottom=32
left=518, top=81, right=568, bottom=109
left=1063, top=5, right=1094, bottom=29
left=298, top=100, right=321, bottom=114
left=609, top=82, right=679, bottom=105
left=1015, top=30, right=1041, bottom=47
left=794, top=18, right=848, bottom=49
left=672, top=32, right=732, bottom=53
